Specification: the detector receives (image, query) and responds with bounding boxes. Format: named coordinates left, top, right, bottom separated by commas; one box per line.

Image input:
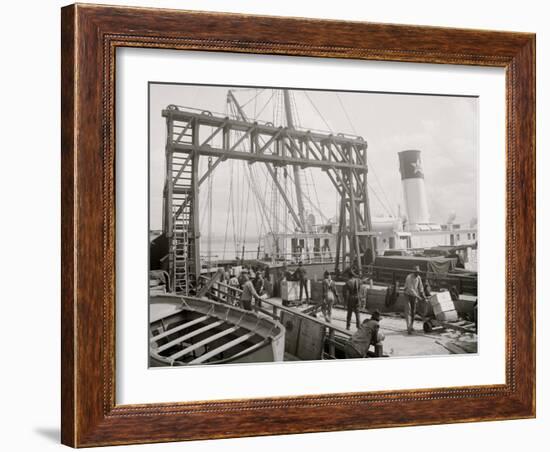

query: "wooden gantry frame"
left=162, top=101, right=374, bottom=288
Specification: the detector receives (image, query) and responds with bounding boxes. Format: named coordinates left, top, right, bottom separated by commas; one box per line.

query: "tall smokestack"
left=398, top=150, right=430, bottom=226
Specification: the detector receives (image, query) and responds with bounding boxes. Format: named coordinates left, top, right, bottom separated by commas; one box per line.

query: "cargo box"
left=429, top=291, right=458, bottom=321
left=281, top=280, right=310, bottom=302
left=435, top=310, right=459, bottom=322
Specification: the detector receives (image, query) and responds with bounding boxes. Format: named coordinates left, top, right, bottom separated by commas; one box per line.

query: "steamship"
left=259, top=149, right=477, bottom=274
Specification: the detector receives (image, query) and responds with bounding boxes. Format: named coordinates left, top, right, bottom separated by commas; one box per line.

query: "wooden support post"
left=362, top=155, right=375, bottom=263
left=165, top=117, right=176, bottom=286
left=335, top=193, right=345, bottom=272
left=165, top=118, right=174, bottom=238
left=349, top=170, right=362, bottom=271
left=191, top=122, right=201, bottom=279
left=342, top=196, right=347, bottom=270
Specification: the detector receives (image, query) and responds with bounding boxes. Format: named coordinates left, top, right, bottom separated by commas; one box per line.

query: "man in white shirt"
left=403, top=265, right=427, bottom=334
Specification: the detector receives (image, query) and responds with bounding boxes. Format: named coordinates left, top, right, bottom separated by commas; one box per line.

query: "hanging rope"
left=335, top=92, right=396, bottom=218
left=222, top=159, right=234, bottom=260
left=240, top=88, right=265, bottom=108
left=303, top=91, right=333, bottom=132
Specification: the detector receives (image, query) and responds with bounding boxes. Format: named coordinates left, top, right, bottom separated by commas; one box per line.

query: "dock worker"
left=345, top=310, right=384, bottom=358
left=404, top=265, right=427, bottom=334
left=240, top=274, right=261, bottom=311
left=294, top=261, right=310, bottom=303
left=359, top=276, right=370, bottom=311
left=253, top=271, right=265, bottom=308
left=228, top=272, right=240, bottom=306
left=263, top=266, right=273, bottom=297
left=321, top=270, right=337, bottom=322
left=238, top=268, right=248, bottom=288
left=344, top=271, right=361, bottom=330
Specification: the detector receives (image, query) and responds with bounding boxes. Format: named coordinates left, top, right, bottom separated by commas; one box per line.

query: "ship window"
left=473, top=233, right=476, bottom=239
left=456, top=234, right=460, bottom=240
left=467, top=233, right=471, bottom=240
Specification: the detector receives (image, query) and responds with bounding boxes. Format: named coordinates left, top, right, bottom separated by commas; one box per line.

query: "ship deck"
left=265, top=297, right=477, bottom=358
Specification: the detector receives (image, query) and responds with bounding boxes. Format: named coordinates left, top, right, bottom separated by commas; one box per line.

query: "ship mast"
left=283, top=90, right=307, bottom=233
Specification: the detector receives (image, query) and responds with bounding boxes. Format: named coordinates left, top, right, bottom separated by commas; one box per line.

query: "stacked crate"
left=281, top=280, right=311, bottom=303
left=429, top=291, right=458, bottom=322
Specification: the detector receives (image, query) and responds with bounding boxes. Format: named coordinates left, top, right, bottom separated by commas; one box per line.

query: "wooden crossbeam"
left=169, top=325, right=240, bottom=362
left=197, top=269, right=224, bottom=298
left=156, top=320, right=225, bottom=353
left=201, top=122, right=227, bottom=147
left=170, top=143, right=366, bottom=170
left=150, top=315, right=209, bottom=343
left=188, top=331, right=257, bottom=364
left=164, top=109, right=367, bottom=146
left=198, top=156, right=223, bottom=185
left=263, top=162, right=304, bottom=231
left=172, top=152, right=193, bottom=184
left=173, top=119, right=193, bottom=143
left=228, top=339, right=268, bottom=361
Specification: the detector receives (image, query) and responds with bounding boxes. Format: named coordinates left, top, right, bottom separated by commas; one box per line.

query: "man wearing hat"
left=345, top=310, right=385, bottom=358
left=404, top=265, right=427, bottom=334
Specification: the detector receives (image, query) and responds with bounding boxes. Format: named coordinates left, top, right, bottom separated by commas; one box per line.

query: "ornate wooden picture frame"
left=61, top=3, right=535, bottom=447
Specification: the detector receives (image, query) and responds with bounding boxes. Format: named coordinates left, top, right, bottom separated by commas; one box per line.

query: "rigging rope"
left=303, top=91, right=333, bottom=132
left=222, top=160, right=234, bottom=260
left=240, top=88, right=265, bottom=108
left=335, top=92, right=396, bottom=218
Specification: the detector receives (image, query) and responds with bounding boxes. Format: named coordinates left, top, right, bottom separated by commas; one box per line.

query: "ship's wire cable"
left=303, top=91, right=333, bottom=132
left=240, top=88, right=265, bottom=108
left=335, top=92, right=396, bottom=218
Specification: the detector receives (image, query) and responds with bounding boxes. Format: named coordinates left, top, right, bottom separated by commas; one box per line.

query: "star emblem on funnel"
left=411, top=159, right=423, bottom=176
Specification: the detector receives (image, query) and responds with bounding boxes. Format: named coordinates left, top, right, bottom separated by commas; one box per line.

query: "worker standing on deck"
left=404, top=266, right=427, bottom=334
left=253, top=271, right=265, bottom=296
left=321, top=271, right=337, bottom=322
left=253, top=271, right=265, bottom=308
left=359, top=276, right=370, bottom=311
left=240, top=274, right=261, bottom=311
left=294, top=261, right=310, bottom=303
left=344, top=271, right=361, bottom=330
left=238, top=268, right=248, bottom=288
left=228, top=271, right=240, bottom=306
left=344, top=310, right=384, bottom=358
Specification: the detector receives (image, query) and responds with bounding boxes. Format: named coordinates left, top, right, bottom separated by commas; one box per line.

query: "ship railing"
left=198, top=275, right=350, bottom=359
left=201, top=250, right=336, bottom=265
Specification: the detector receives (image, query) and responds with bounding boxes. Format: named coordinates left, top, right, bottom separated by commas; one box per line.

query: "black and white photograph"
left=148, top=83, right=479, bottom=367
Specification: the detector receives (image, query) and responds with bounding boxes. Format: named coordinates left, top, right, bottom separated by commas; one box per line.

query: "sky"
left=149, top=84, right=478, bottom=242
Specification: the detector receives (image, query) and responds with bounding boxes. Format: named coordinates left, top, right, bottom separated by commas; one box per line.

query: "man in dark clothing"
left=344, top=272, right=361, bottom=330
left=345, top=310, right=383, bottom=358
left=238, top=269, right=248, bottom=288
left=253, top=272, right=265, bottom=308
left=240, top=274, right=261, bottom=311
left=294, top=261, right=309, bottom=303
